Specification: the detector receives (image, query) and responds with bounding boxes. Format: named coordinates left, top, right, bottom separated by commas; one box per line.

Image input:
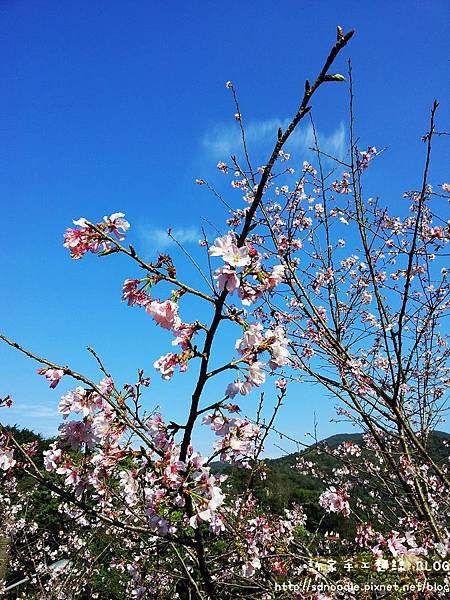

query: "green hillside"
left=215, top=430, right=450, bottom=535
left=4, top=425, right=450, bottom=537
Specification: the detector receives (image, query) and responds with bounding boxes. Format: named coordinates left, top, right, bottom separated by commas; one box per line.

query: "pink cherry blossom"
left=43, top=443, right=63, bottom=471
left=37, top=367, right=65, bottom=389
left=247, top=361, right=266, bottom=387
left=122, top=279, right=149, bottom=306
left=63, top=212, right=129, bottom=259
left=0, top=447, right=16, bottom=471
left=236, top=322, right=264, bottom=353
left=209, top=233, right=235, bottom=258
left=265, top=264, right=285, bottom=289
left=214, top=265, right=240, bottom=293
left=58, top=386, right=103, bottom=418
left=358, top=146, right=378, bottom=171
left=225, top=379, right=252, bottom=398
left=209, top=233, right=251, bottom=267
left=146, top=300, right=181, bottom=330
left=58, top=420, right=98, bottom=449
left=103, top=212, right=130, bottom=238
left=153, top=352, right=180, bottom=379
left=319, top=487, right=350, bottom=517
left=387, top=531, right=408, bottom=557
left=275, top=378, right=287, bottom=390
left=171, top=323, right=197, bottom=350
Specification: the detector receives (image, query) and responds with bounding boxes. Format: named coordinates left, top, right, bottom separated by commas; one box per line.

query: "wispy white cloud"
left=7, top=403, right=59, bottom=420
left=203, top=118, right=286, bottom=157
left=139, top=226, right=200, bottom=252
left=318, top=122, right=346, bottom=160
left=202, top=118, right=346, bottom=162
left=203, top=118, right=284, bottom=157
left=3, top=402, right=60, bottom=437
left=25, top=406, right=59, bottom=418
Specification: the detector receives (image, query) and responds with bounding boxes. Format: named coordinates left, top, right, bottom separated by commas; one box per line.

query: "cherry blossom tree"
left=1, top=25, right=450, bottom=599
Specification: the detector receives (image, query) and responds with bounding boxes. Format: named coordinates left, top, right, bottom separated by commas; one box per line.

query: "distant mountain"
left=269, top=429, right=450, bottom=467
left=215, top=430, right=450, bottom=533
left=214, top=430, right=450, bottom=471
left=4, top=425, right=449, bottom=534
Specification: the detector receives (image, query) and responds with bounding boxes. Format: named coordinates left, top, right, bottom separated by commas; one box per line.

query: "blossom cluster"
left=209, top=231, right=285, bottom=302
left=63, top=212, right=130, bottom=259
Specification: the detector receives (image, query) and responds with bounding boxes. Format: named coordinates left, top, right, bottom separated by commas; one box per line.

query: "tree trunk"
left=0, top=535, right=9, bottom=584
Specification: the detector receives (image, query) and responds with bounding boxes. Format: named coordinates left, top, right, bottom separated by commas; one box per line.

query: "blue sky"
left=1, top=1, right=449, bottom=456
